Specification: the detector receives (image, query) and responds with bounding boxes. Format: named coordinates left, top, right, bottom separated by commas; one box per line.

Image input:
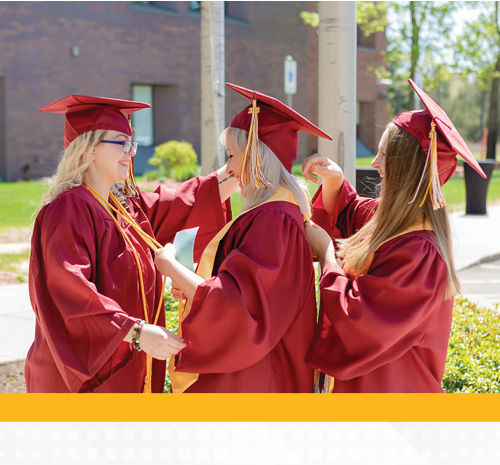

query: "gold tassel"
left=419, top=122, right=446, bottom=210
left=238, top=99, right=271, bottom=189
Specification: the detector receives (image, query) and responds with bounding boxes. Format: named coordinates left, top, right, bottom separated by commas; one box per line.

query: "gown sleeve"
left=306, top=233, right=451, bottom=380
left=174, top=206, right=315, bottom=373
left=29, top=195, right=136, bottom=393
left=311, top=178, right=379, bottom=241
left=137, top=171, right=232, bottom=261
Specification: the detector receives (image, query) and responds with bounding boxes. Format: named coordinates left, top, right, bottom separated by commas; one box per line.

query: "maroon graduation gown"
left=306, top=179, right=453, bottom=393
left=174, top=201, right=317, bottom=393
left=26, top=173, right=231, bottom=393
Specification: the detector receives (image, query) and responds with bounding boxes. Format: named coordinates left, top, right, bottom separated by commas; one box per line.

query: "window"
left=357, top=25, right=376, bottom=49
left=131, top=85, right=154, bottom=147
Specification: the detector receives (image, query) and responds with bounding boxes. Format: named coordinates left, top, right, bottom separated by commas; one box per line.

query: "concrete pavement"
left=0, top=203, right=499, bottom=364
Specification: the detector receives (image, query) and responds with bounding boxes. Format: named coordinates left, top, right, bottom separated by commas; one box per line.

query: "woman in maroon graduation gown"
left=155, top=83, right=332, bottom=393
left=302, top=80, right=487, bottom=393
left=25, top=95, right=237, bottom=393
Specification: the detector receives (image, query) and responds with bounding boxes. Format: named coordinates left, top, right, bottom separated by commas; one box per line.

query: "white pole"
left=318, top=1, right=357, bottom=185
left=200, top=1, right=225, bottom=175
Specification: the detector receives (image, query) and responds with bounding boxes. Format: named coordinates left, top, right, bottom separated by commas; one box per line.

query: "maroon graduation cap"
left=393, top=79, right=486, bottom=185
left=227, top=82, right=332, bottom=174
left=40, top=95, right=150, bottom=148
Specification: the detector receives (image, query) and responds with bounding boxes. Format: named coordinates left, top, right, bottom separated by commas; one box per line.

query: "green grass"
left=0, top=182, right=48, bottom=231
left=443, top=169, right=500, bottom=212
left=355, top=157, right=374, bottom=167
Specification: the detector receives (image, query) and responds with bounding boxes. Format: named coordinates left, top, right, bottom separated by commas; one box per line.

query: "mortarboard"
left=393, top=79, right=486, bottom=209
left=39, top=95, right=150, bottom=148
left=227, top=83, right=332, bottom=178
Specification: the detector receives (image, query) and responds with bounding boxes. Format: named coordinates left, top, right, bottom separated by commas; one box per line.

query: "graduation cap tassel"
left=423, top=122, right=447, bottom=210
left=409, top=122, right=447, bottom=210
left=242, top=99, right=271, bottom=189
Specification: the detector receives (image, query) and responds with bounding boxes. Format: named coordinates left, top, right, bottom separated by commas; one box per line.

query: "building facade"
left=0, top=1, right=386, bottom=181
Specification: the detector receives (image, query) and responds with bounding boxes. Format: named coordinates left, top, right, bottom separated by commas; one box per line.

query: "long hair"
left=41, top=130, right=129, bottom=208
left=337, top=123, right=459, bottom=300
left=219, top=127, right=311, bottom=221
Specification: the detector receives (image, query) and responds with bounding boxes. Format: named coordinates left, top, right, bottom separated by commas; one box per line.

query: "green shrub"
left=169, top=163, right=200, bottom=181
left=442, top=297, right=500, bottom=393
left=164, top=290, right=181, bottom=393
left=148, top=140, right=199, bottom=181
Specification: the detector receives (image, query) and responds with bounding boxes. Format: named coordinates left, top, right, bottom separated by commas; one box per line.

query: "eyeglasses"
left=100, top=140, right=138, bottom=155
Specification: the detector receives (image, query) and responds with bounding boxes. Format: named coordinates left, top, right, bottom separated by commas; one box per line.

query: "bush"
left=169, top=163, right=200, bottom=182
left=148, top=140, right=199, bottom=182
left=164, top=290, right=181, bottom=393
left=442, top=297, right=500, bottom=393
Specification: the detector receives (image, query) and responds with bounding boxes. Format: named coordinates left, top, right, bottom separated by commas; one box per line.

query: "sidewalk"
left=1, top=204, right=499, bottom=364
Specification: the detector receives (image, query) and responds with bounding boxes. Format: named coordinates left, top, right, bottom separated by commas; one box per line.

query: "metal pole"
left=318, top=1, right=356, bottom=185
left=200, top=1, right=225, bottom=175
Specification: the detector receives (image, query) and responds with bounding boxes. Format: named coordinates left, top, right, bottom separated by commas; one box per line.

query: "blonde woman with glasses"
left=26, top=95, right=237, bottom=393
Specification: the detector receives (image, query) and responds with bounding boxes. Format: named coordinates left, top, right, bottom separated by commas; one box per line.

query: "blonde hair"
left=41, top=130, right=129, bottom=208
left=338, top=123, right=459, bottom=300
left=220, top=127, right=311, bottom=221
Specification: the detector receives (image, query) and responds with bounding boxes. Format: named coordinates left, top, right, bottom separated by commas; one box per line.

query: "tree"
left=363, top=1, right=459, bottom=109
left=454, top=1, right=500, bottom=160
left=302, top=2, right=459, bottom=110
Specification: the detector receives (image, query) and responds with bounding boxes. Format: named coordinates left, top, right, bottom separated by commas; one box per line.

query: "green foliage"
left=164, top=290, right=181, bottom=393
left=452, top=2, right=500, bottom=88
left=148, top=140, right=199, bottom=182
left=357, top=1, right=387, bottom=35
left=300, top=10, right=318, bottom=29
left=443, top=297, right=500, bottom=393
left=169, top=163, right=200, bottom=182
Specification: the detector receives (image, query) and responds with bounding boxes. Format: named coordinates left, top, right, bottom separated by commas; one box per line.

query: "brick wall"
left=0, top=1, right=386, bottom=181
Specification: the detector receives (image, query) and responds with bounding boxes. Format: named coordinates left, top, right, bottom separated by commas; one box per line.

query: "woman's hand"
left=302, top=153, right=344, bottom=216
left=305, top=222, right=337, bottom=268
left=124, top=324, right=186, bottom=360
left=155, top=244, right=204, bottom=301
left=302, top=153, right=343, bottom=184
left=155, top=243, right=177, bottom=277
left=171, top=284, right=185, bottom=300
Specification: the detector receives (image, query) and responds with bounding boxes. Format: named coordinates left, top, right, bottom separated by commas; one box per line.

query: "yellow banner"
left=1, top=394, right=498, bottom=422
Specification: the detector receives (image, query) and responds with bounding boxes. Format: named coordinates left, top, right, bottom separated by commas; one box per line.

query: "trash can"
left=355, top=167, right=381, bottom=199
left=464, top=159, right=496, bottom=215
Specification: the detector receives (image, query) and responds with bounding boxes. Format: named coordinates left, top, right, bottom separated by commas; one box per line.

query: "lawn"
left=0, top=181, right=48, bottom=231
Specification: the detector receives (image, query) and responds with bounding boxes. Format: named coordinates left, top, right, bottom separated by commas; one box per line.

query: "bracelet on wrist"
left=131, top=319, right=145, bottom=351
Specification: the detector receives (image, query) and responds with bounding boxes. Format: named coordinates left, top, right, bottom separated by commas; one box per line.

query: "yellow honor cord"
left=85, top=183, right=165, bottom=393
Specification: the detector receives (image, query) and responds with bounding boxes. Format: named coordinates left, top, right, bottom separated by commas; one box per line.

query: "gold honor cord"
left=85, top=183, right=166, bottom=393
